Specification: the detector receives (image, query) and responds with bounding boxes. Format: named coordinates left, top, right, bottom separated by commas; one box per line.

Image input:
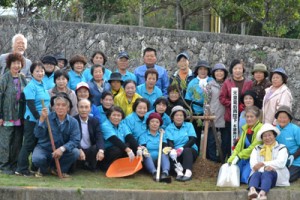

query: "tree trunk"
left=139, top=0, right=144, bottom=27
left=241, top=22, right=246, bottom=35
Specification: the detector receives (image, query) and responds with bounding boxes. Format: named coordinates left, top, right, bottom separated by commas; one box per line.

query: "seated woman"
left=165, top=106, right=198, bottom=182
left=124, top=98, right=150, bottom=141
left=227, top=106, right=263, bottom=184
left=114, top=80, right=141, bottom=116
left=248, top=123, right=289, bottom=200
left=145, top=97, right=171, bottom=130
left=100, top=106, right=138, bottom=170
left=138, top=112, right=171, bottom=181
left=136, top=68, right=163, bottom=110
left=97, top=91, right=114, bottom=124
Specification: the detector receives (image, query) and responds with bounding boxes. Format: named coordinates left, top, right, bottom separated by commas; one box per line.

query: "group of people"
left=0, top=33, right=299, bottom=194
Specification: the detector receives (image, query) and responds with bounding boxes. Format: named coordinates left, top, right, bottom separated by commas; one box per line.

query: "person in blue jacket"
left=138, top=112, right=171, bottom=181
left=134, top=47, right=169, bottom=95
left=124, top=98, right=150, bottom=141
left=15, top=62, right=50, bottom=176
left=275, top=105, right=300, bottom=182
left=75, top=82, right=101, bottom=123
left=68, top=55, right=87, bottom=90
left=100, top=106, right=138, bottom=170
left=145, top=97, right=171, bottom=130
left=41, top=55, right=57, bottom=90
left=115, top=51, right=137, bottom=82
left=87, top=64, right=110, bottom=106
left=136, top=68, right=163, bottom=110
left=165, top=106, right=198, bottom=182
left=185, top=60, right=213, bottom=149
left=97, top=91, right=114, bottom=124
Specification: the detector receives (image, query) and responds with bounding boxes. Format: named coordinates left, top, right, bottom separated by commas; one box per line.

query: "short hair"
left=91, top=51, right=107, bottom=65
left=244, top=106, right=260, bottom=118
left=69, top=55, right=87, bottom=68
left=153, top=97, right=168, bottom=109
left=77, top=98, right=91, bottom=108
left=123, top=79, right=137, bottom=88
left=167, top=84, right=180, bottom=94
left=145, top=68, right=158, bottom=81
left=54, top=70, right=69, bottom=83
left=143, top=47, right=157, bottom=57
left=12, top=33, right=27, bottom=49
left=229, top=59, right=245, bottom=74
left=6, top=52, right=24, bottom=69
left=101, top=91, right=114, bottom=100
left=30, top=62, right=44, bottom=74
left=90, top=64, right=105, bottom=76
left=132, top=98, right=150, bottom=112
left=53, top=96, right=70, bottom=109
left=51, top=92, right=73, bottom=110
left=106, top=106, right=125, bottom=120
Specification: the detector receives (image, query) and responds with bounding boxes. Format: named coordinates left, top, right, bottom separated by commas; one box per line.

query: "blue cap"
left=272, top=67, right=287, bottom=77
left=176, top=51, right=189, bottom=62
left=118, top=51, right=129, bottom=59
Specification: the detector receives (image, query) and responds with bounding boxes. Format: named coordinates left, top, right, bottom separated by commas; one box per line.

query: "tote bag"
left=216, top=163, right=240, bottom=187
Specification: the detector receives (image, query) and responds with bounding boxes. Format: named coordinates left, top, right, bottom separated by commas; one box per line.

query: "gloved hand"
left=286, top=155, right=294, bottom=167
left=136, top=147, right=143, bottom=157
left=231, top=156, right=239, bottom=165
left=169, top=149, right=177, bottom=160
left=127, top=150, right=135, bottom=162
left=163, top=147, right=172, bottom=155
left=176, top=147, right=184, bottom=157
left=142, top=148, right=150, bottom=157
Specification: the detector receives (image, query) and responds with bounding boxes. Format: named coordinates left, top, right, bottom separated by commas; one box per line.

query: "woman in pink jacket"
left=219, top=59, right=252, bottom=160
left=262, top=68, right=293, bottom=125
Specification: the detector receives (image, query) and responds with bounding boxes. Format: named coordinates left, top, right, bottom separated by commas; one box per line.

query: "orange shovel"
left=106, top=156, right=143, bottom=178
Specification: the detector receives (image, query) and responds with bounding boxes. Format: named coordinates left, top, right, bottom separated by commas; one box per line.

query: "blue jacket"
left=165, top=122, right=198, bottom=152
left=42, top=73, right=55, bottom=90
left=124, top=112, right=147, bottom=141
left=145, top=110, right=171, bottom=130
left=115, top=69, right=137, bottom=83
left=136, top=83, right=163, bottom=110
left=87, top=79, right=110, bottom=106
left=90, top=104, right=101, bottom=124
left=277, top=123, right=300, bottom=167
left=134, top=64, right=169, bottom=96
left=67, top=70, right=86, bottom=90
left=34, top=112, right=80, bottom=152
left=97, top=105, right=108, bottom=125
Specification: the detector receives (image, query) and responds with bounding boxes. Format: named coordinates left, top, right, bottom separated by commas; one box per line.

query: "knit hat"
left=146, top=112, right=163, bottom=126
left=256, top=123, right=280, bottom=141
left=41, top=55, right=58, bottom=66
left=176, top=51, right=189, bottom=62
left=275, top=105, right=293, bottom=121
left=194, top=60, right=210, bottom=76
left=76, top=82, right=90, bottom=91
left=170, top=105, right=187, bottom=119
left=211, top=63, right=228, bottom=80
left=252, top=63, right=268, bottom=77
left=241, top=90, right=258, bottom=107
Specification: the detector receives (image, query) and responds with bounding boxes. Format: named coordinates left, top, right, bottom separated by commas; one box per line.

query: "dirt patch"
left=193, top=158, right=222, bottom=179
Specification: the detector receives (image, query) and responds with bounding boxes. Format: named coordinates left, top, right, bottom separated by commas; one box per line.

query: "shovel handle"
left=156, top=129, right=164, bottom=181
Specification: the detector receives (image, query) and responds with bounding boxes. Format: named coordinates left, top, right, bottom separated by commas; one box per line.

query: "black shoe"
left=180, top=175, right=192, bottom=182
left=152, top=172, right=158, bottom=181
left=160, top=172, right=172, bottom=183
left=176, top=175, right=183, bottom=181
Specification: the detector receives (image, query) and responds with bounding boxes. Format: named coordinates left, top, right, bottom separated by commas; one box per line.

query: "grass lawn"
left=0, top=170, right=299, bottom=192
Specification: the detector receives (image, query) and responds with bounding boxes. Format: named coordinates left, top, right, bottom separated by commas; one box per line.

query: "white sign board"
left=231, top=87, right=239, bottom=153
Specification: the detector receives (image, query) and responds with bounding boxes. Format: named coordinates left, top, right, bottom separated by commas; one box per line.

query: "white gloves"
left=231, top=156, right=239, bottom=165
left=136, top=147, right=143, bottom=157
left=169, top=149, right=177, bottom=160
left=287, top=155, right=294, bottom=167
left=127, top=150, right=135, bottom=162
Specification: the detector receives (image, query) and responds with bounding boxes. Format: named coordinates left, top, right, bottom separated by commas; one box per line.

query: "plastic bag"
left=216, top=163, right=240, bottom=187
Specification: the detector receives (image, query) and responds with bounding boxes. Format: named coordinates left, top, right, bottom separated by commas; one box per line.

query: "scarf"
left=260, top=142, right=276, bottom=161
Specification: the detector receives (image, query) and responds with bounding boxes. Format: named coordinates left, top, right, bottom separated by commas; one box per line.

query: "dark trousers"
left=100, top=146, right=126, bottom=171
left=207, top=127, right=225, bottom=162
left=16, top=120, right=37, bottom=173
left=289, top=165, right=300, bottom=182
left=0, top=125, right=23, bottom=171
left=221, top=122, right=232, bottom=161
left=192, top=119, right=202, bottom=151
left=176, top=148, right=198, bottom=170
left=248, top=171, right=277, bottom=193
left=78, top=145, right=98, bottom=170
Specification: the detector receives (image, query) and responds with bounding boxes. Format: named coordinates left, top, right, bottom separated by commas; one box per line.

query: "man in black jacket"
left=74, top=99, right=104, bottom=171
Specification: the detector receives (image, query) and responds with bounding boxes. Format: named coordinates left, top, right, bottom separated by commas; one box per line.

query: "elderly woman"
left=97, top=91, right=114, bottom=124
left=248, top=123, right=289, bottom=200
left=165, top=106, right=198, bottom=182
left=67, top=55, right=87, bottom=90
left=138, top=112, right=171, bottom=181
left=0, top=53, right=27, bottom=174
left=100, top=106, right=138, bottom=170
left=114, top=80, right=141, bottom=116
left=136, top=68, right=163, bottom=110
left=206, top=63, right=228, bottom=162
left=275, top=106, right=300, bottom=182
left=185, top=60, right=213, bottom=149
left=15, top=62, right=50, bottom=176
left=228, top=106, right=263, bottom=184
left=262, top=68, right=293, bottom=125
left=124, top=98, right=150, bottom=141
left=83, top=51, right=111, bottom=82
left=87, top=64, right=110, bottom=106
left=166, top=84, right=189, bottom=116
left=251, top=64, right=271, bottom=109
left=48, top=70, right=78, bottom=116
left=145, top=97, right=171, bottom=130
left=219, top=59, right=252, bottom=160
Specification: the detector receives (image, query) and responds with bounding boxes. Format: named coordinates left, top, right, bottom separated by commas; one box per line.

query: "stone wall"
left=1, top=18, right=300, bottom=119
